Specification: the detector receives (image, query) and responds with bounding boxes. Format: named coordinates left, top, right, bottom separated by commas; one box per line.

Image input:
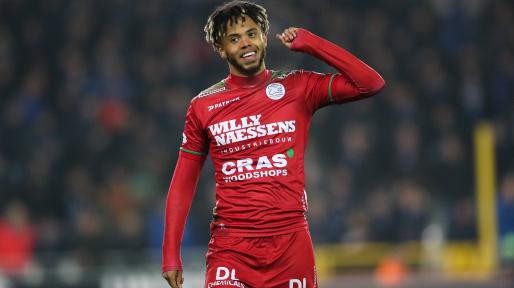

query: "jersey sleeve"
left=162, top=152, right=204, bottom=272
left=297, top=70, right=358, bottom=113
left=291, top=28, right=385, bottom=113
left=180, top=101, right=208, bottom=158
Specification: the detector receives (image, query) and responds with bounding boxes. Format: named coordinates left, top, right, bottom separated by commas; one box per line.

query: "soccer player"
left=162, top=1, right=385, bottom=287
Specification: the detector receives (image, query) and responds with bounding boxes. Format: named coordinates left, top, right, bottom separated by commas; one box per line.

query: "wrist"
left=162, top=243, right=183, bottom=273
left=162, top=265, right=183, bottom=273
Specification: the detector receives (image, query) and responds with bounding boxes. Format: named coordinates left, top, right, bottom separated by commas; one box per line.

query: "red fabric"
left=204, top=229, right=317, bottom=288
left=182, top=64, right=381, bottom=237
left=0, top=220, right=35, bottom=274
left=291, top=28, right=385, bottom=102
left=161, top=151, right=205, bottom=272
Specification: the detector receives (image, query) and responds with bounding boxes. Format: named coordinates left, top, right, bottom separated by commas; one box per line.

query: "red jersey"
left=182, top=68, right=347, bottom=236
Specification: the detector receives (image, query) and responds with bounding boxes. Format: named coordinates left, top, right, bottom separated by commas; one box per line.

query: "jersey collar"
left=225, top=69, right=271, bottom=89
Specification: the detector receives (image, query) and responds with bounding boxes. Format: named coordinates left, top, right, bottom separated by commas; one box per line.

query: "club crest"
left=266, top=83, right=285, bottom=100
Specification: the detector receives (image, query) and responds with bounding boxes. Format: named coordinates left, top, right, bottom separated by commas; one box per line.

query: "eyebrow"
left=226, top=28, right=259, bottom=38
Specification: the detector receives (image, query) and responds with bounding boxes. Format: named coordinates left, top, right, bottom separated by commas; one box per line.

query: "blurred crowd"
left=1, top=0, right=513, bottom=277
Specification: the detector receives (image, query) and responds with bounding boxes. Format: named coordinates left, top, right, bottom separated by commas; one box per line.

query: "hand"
left=276, top=27, right=299, bottom=49
left=162, top=270, right=184, bottom=288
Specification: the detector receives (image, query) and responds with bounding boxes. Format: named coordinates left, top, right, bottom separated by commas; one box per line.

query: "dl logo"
left=289, top=278, right=306, bottom=288
left=216, top=266, right=239, bottom=281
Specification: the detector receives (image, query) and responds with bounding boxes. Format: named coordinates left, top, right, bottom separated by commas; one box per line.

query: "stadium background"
left=0, top=0, right=513, bottom=287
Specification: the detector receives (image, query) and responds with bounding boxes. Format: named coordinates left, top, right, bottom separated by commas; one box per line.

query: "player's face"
left=217, top=16, right=267, bottom=77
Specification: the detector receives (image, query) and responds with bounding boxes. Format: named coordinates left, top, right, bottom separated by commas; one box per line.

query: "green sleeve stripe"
left=328, top=74, right=336, bottom=103
left=180, top=147, right=206, bottom=156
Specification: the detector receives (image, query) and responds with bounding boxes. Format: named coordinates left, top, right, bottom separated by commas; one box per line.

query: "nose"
left=240, top=35, right=251, bottom=48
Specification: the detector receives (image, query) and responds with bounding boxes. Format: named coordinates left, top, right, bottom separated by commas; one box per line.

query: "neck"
left=226, top=69, right=270, bottom=88
left=228, top=63, right=266, bottom=77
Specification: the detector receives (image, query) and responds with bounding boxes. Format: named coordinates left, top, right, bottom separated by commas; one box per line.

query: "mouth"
left=240, top=51, right=257, bottom=62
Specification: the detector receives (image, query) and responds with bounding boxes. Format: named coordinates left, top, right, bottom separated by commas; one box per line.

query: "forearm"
left=162, top=151, right=204, bottom=272
left=292, top=29, right=385, bottom=98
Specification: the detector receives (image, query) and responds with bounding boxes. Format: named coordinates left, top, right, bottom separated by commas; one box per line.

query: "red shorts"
left=204, top=228, right=318, bottom=288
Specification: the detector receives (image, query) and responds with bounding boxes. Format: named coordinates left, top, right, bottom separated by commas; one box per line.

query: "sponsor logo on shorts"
left=289, top=278, right=307, bottom=288
left=207, top=267, right=245, bottom=288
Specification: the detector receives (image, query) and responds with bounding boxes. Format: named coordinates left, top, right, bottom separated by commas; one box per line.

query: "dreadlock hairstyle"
left=204, top=1, right=269, bottom=49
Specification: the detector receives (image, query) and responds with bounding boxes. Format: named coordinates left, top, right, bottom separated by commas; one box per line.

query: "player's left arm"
left=276, top=27, right=385, bottom=103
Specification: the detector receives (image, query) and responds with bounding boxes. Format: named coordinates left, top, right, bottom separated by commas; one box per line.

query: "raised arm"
left=277, top=27, right=385, bottom=103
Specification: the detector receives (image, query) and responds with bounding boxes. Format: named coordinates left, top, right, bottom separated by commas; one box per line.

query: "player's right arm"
left=162, top=152, right=205, bottom=288
left=162, top=101, right=208, bottom=288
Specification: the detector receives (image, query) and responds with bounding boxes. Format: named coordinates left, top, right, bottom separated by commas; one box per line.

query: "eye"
left=248, top=31, right=256, bottom=38
left=230, top=36, right=239, bottom=44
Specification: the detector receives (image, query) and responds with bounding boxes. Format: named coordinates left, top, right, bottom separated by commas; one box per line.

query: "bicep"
left=302, top=71, right=361, bottom=112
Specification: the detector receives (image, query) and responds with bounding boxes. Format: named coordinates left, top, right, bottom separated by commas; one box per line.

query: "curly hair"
left=204, top=1, right=269, bottom=49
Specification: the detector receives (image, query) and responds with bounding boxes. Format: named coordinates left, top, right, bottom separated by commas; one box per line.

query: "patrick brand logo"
left=266, top=83, right=285, bottom=100
left=208, top=97, right=240, bottom=111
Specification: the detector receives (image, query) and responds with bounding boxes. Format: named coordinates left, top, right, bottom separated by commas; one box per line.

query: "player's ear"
left=215, top=43, right=227, bottom=59
left=262, top=33, right=268, bottom=48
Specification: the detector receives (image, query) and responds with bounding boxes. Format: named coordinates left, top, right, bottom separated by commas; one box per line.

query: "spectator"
left=0, top=200, right=36, bottom=276
left=393, top=179, right=430, bottom=241
left=499, top=172, right=514, bottom=266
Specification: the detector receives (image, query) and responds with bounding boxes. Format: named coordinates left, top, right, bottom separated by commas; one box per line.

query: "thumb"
left=275, top=34, right=292, bottom=48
